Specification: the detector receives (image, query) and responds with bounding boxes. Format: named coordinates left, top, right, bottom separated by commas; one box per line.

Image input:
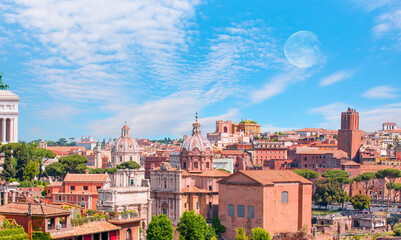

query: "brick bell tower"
left=338, top=108, right=361, bottom=161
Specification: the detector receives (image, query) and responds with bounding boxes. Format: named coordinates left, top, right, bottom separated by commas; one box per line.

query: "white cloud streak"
left=320, top=70, right=355, bottom=87
left=362, top=85, right=399, bottom=99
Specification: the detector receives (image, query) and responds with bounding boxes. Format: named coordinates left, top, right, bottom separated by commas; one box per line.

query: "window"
left=130, top=179, right=134, bottom=186
left=70, top=186, right=75, bottom=191
left=83, top=186, right=88, bottom=191
left=126, top=229, right=132, bottom=240
left=237, top=205, right=245, bottom=217
left=281, top=191, right=288, bottom=203
left=248, top=206, right=254, bottom=218
left=130, top=156, right=133, bottom=161
left=228, top=204, right=234, bottom=217
left=120, top=156, right=123, bottom=162
left=209, top=186, right=212, bottom=191
left=196, top=202, right=199, bottom=210
left=194, top=162, right=199, bottom=168
left=97, top=186, right=101, bottom=190
left=47, top=190, right=50, bottom=193
left=206, top=162, right=210, bottom=168
left=58, top=195, right=62, bottom=201
left=81, top=196, right=85, bottom=201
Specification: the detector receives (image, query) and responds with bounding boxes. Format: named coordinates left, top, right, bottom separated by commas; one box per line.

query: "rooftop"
left=218, top=170, right=312, bottom=186
left=52, top=221, right=121, bottom=239
left=64, top=173, right=108, bottom=182
left=0, top=202, right=70, bottom=217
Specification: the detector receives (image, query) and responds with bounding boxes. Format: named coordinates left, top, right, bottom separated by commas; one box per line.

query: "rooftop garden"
left=240, top=119, right=257, bottom=124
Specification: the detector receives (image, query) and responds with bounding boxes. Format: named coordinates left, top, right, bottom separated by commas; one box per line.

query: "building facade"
left=218, top=170, right=312, bottom=239
left=0, top=90, right=19, bottom=144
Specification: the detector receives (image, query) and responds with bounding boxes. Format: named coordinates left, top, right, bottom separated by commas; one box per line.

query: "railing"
left=47, top=223, right=67, bottom=231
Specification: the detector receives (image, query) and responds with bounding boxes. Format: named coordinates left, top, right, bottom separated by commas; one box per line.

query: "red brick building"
left=338, top=108, right=361, bottom=161
left=253, top=142, right=287, bottom=166
left=47, top=171, right=108, bottom=210
left=144, top=152, right=169, bottom=179
left=218, top=170, right=312, bottom=239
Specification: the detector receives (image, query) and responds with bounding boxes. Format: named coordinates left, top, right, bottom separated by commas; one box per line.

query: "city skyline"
left=1, top=0, right=401, bottom=141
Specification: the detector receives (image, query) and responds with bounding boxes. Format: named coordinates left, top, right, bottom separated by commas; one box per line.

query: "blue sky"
left=1, top=0, right=401, bottom=141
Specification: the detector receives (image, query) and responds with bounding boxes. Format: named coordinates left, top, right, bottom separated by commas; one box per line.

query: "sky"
left=1, top=0, right=401, bottom=141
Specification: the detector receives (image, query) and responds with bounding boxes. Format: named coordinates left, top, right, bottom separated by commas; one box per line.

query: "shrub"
left=394, top=223, right=401, bottom=236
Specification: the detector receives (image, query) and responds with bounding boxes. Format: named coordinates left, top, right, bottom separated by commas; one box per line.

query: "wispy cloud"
left=362, top=85, right=399, bottom=99
left=1, top=1, right=283, bottom=138
left=309, top=102, right=401, bottom=131
left=250, top=69, right=308, bottom=104
left=320, top=70, right=355, bottom=87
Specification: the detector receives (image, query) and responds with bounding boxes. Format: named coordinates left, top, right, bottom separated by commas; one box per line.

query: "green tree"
left=45, top=162, right=66, bottom=180
left=234, top=227, right=248, bottom=240
left=292, top=169, right=319, bottom=180
left=350, top=194, right=371, bottom=211
left=391, top=183, right=401, bottom=203
left=89, top=168, right=106, bottom=174
left=177, top=211, right=208, bottom=240
left=106, top=167, right=118, bottom=186
left=376, top=168, right=401, bottom=212
left=57, top=138, right=68, bottom=146
left=249, top=227, right=271, bottom=240
left=23, top=160, right=39, bottom=184
left=211, top=217, right=226, bottom=237
left=353, top=172, right=376, bottom=195
left=205, top=226, right=218, bottom=240
left=322, top=169, right=351, bottom=208
left=146, top=215, right=174, bottom=240
left=313, top=178, right=347, bottom=209
left=29, top=146, right=56, bottom=180
left=1, top=150, right=15, bottom=181
left=58, top=155, right=88, bottom=174
left=15, top=142, right=31, bottom=181
left=393, top=223, right=401, bottom=236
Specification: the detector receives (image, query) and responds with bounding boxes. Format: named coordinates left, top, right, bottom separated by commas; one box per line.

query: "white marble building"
left=0, top=90, right=19, bottom=144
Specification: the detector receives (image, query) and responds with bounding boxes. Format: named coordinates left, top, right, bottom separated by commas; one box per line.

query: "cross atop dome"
left=192, top=113, right=201, bottom=135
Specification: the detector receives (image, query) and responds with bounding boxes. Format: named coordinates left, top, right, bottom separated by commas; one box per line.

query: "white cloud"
left=1, top=2, right=283, bottom=138
left=309, top=102, right=401, bottom=132
left=250, top=69, right=308, bottom=104
left=362, top=85, right=399, bottom=99
left=320, top=70, right=355, bottom=86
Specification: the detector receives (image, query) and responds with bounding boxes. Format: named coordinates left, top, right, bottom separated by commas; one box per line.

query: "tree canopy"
left=58, top=155, right=88, bottom=174
left=177, top=211, right=208, bottom=240
left=376, top=168, right=401, bottom=212
left=322, top=169, right=350, bottom=180
left=350, top=194, right=371, bottom=211
left=249, top=227, right=271, bottom=240
left=146, top=215, right=174, bottom=240
left=234, top=227, right=248, bottom=240
left=313, top=178, right=348, bottom=208
left=292, top=169, right=319, bottom=180
left=353, top=172, right=376, bottom=195
left=116, top=161, right=141, bottom=170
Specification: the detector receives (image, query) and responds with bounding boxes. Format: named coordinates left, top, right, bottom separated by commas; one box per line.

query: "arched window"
left=281, top=191, right=288, bottom=203
left=224, top=126, right=228, bottom=133
left=120, top=156, right=123, bottom=162
left=130, top=156, right=133, bottom=161
left=126, top=229, right=131, bottom=240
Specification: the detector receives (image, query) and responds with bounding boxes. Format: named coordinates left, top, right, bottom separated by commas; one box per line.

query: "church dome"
left=112, top=122, right=139, bottom=153
left=181, top=114, right=212, bottom=152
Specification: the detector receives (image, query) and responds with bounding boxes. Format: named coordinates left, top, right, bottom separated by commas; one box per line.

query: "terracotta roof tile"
left=52, top=221, right=121, bottom=239
left=219, top=170, right=312, bottom=185
left=64, top=173, right=108, bottom=182
left=0, top=203, right=70, bottom=217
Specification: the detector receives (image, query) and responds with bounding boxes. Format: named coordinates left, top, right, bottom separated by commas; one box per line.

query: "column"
left=13, top=117, right=18, bottom=143
left=1, top=118, right=5, bottom=143
left=9, top=118, right=13, bottom=143
left=3, top=192, right=8, bottom=205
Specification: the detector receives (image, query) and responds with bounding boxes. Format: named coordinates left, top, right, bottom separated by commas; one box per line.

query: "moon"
left=284, top=31, right=321, bottom=68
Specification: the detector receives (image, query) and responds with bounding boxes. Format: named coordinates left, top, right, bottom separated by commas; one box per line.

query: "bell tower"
left=338, top=108, right=361, bottom=161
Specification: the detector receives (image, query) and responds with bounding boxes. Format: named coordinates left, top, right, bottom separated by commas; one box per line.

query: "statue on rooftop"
left=0, top=72, right=10, bottom=90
